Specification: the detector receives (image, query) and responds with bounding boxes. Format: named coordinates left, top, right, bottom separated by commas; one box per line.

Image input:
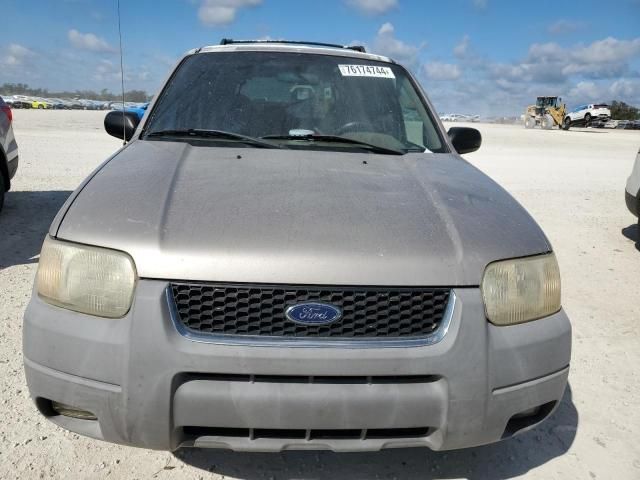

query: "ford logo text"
left=285, top=302, right=342, bottom=326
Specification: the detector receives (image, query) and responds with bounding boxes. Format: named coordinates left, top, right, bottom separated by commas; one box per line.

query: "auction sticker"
left=339, top=65, right=396, bottom=79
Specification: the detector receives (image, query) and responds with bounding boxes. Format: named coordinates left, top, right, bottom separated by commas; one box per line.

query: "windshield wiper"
left=146, top=129, right=283, bottom=149
left=261, top=134, right=404, bottom=155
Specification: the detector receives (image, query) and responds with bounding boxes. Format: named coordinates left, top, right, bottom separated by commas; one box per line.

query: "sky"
left=1, top=0, right=639, bottom=116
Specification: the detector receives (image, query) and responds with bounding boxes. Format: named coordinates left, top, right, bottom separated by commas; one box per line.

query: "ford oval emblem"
left=285, top=302, right=342, bottom=326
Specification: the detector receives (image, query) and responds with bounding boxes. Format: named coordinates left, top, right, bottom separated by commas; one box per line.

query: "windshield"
left=144, top=51, right=445, bottom=153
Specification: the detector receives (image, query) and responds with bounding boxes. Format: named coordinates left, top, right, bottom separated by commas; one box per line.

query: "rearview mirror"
left=448, top=127, right=482, bottom=154
left=104, top=111, right=140, bottom=141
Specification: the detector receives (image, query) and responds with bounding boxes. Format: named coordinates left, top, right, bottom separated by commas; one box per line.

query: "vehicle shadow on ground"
left=621, top=223, right=639, bottom=251
left=0, top=190, right=72, bottom=269
left=568, top=130, right=608, bottom=134
left=175, top=385, right=578, bottom=480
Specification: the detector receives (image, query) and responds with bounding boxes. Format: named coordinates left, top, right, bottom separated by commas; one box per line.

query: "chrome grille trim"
left=166, top=286, right=456, bottom=348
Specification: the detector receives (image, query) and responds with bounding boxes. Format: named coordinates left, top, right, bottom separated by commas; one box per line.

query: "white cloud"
left=572, top=36, right=640, bottom=64
left=378, top=22, right=394, bottom=35
left=346, top=0, right=398, bottom=15
left=427, top=35, right=640, bottom=116
left=569, top=81, right=602, bottom=101
left=8, top=44, right=33, bottom=58
left=96, top=59, right=117, bottom=76
left=424, top=62, right=461, bottom=81
left=472, top=0, right=487, bottom=10
left=453, top=35, right=470, bottom=58
left=68, top=29, right=115, bottom=53
left=527, top=42, right=565, bottom=63
left=609, top=79, right=640, bottom=99
left=0, top=42, right=165, bottom=95
left=547, top=19, right=586, bottom=35
left=2, top=43, right=35, bottom=66
left=372, top=23, right=423, bottom=69
left=490, top=36, right=640, bottom=84
left=198, top=0, right=261, bottom=26
left=92, top=58, right=155, bottom=86
left=526, top=37, right=640, bottom=71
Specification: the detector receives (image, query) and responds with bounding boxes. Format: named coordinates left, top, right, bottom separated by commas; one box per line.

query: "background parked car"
left=63, top=98, right=84, bottom=110
left=78, top=99, right=103, bottom=110
left=31, top=97, right=50, bottom=109
left=49, top=98, right=74, bottom=109
left=125, top=102, right=149, bottom=120
left=8, top=95, right=32, bottom=109
left=44, top=98, right=67, bottom=109
left=0, top=96, right=19, bottom=212
left=616, top=120, right=638, bottom=130
left=440, top=113, right=478, bottom=122
left=109, top=101, right=140, bottom=111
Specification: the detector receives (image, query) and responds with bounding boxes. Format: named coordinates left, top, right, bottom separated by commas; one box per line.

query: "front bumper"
left=7, top=154, right=18, bottom=181
left=23, top=281, right=571, bottom=452
left=626, top=190, right=639, bottom=218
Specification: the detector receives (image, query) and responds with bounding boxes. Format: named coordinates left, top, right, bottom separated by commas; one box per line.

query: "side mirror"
left=104, top=111, right=140, bottom=141
left=448, top=127, right=482, bottom=154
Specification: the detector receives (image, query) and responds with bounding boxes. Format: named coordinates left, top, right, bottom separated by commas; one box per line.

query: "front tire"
left=584, top=113, right=591, bottom=127
left=542, top=114, right=554, bottom=130
left=524, top=116, right=535, bottom=129
left=563, top=117, right=571, bottom=130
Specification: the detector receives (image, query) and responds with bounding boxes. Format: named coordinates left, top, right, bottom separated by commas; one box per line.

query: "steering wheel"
left=335, top=121, right=376, bottom=135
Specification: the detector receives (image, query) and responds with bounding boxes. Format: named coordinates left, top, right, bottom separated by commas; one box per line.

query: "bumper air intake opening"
left=35, top=397, right=58, bottom=417
left=254, top=429, right=307, bottom=440
left=502, top=401, right=557, bottom=438
left=366, top=427, right=431, bottom=439
left=183, top=427, right=249, bottom=438
left=182, top=426, right=432, bottom=441
left=36, top=398, right=97, bottom=421
left=309, top=429, right=362, bottom=440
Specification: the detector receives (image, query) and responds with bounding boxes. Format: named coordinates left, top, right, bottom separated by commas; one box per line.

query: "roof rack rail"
left=219, top=39, right=366, bottom=53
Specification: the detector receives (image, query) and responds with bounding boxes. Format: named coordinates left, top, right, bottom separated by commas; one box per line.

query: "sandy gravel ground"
left=1, top=110, right=639, bottom=479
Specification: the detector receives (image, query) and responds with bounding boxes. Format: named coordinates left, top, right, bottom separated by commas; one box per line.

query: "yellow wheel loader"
left=523, top=96, right=568, bottom=130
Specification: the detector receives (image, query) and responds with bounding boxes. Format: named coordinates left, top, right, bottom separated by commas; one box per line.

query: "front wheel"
left=563, top=117, right=571, bottom=130
left=37, top=105, right=44, bottom=109
left=524, top=116, right=535, bottom=129
left=541, top=114, right=554, bottom=130
left=584, top=113, right=591, bottom=127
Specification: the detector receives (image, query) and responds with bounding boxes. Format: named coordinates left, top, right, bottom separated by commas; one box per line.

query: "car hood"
left=55, top=140, right=550, bottom=286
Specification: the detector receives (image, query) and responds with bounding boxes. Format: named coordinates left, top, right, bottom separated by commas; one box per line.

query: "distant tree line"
left=0, top=83, right=151, bottom=103
left=610, top=101, right=639, bottom=120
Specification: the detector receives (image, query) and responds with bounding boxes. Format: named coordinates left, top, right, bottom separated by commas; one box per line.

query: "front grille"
left=170, top=283, right=450, bottom=339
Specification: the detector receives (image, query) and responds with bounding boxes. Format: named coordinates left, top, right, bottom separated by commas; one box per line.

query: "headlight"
left=481, top=253, right=561, bottom=326
left=37, top=237, right=136, bottom=318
